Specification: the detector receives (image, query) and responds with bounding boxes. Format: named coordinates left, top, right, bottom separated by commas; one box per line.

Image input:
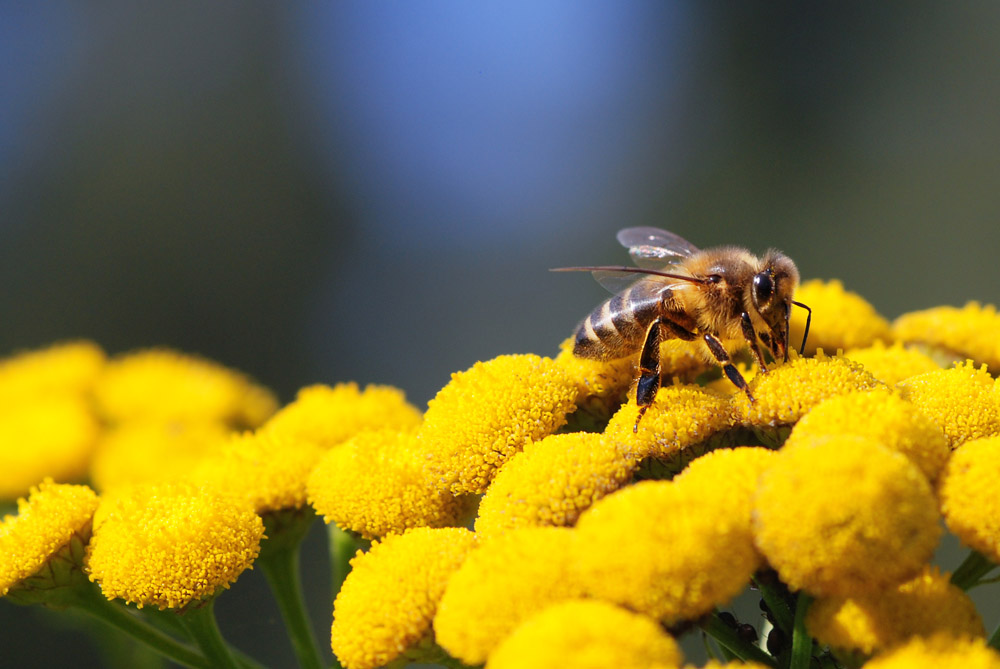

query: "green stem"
left=176, top=600, right=241, bottom=669
left=329, top=524, right=363, bottom=599
left=753, top=574, right=795, bottom=634
left=701, top=612, right=777, bottom=668
left=988, top=620, right=1000, bottom=651
left=789, top=592, right=813, bottom=669
left=951, top=550, right=998, bottom=590
left=259, top=542, right=326, bottom=669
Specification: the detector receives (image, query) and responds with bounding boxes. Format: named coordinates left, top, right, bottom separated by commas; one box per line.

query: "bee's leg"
left=740, top=312, right=769, bottom=373
left=703, top=333, right=755, bottom=403
left=634, top=318, right=663, bottom=432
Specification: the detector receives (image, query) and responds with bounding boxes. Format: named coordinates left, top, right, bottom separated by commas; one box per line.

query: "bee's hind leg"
left=633, top=319, right=663, bottom=433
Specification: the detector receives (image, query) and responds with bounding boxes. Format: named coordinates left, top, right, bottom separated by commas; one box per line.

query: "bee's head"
left=752, top=251, right=801, bottom=362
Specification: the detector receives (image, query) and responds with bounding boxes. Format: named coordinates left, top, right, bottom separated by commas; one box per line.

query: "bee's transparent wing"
left=617, top=227, right=700, bottom=269
left=552, top=265, right=702, bottom=296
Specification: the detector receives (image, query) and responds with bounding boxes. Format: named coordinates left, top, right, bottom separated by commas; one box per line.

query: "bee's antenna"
left=791, top=300, right=812, bottom=354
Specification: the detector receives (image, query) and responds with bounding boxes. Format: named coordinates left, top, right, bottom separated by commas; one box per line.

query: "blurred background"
left=3, top=3, right=1000, bottom=667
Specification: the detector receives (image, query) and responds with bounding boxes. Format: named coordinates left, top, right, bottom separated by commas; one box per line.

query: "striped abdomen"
left=573, top=282, right=664, bottom=361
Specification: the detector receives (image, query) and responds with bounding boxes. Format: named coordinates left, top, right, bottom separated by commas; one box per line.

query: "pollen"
left=331, top=527, right=476, bottom=669
left=843, top=341, right=942, bottom=386
left=937, top=435, right=1000, bottom=564
left=418, top=354, right=578, bottom=495
left=788, top=279, right=892, bottom=356
left=893, top=302, right=1000, bottom=373
left=896, top=362, right=1000, bottom=449
left=486, top=599, right=683, bottom=669
left=861, top=634, right=1000, bottom=669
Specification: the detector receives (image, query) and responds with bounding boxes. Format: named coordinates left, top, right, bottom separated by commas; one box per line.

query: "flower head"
left=308, top=430, right=469, bottom=540
left=605, top=384, right=733, bottom=460
left=86, top=481, right=263, bottom=609
left=937, top=435, right=1000, bottom=563
left=0, top=341, right=105, bottom=403
left=1, top=480, right=99, bottom=597
left=896, top=362, right=1000, bottom=449
left=0, top=396, right=101, bottom=500
left=785, top=389, right=950, bottom=481
left=486, top=599, right=683, bottom=669
left=331, top=527, right=476, bottom=669
left=732, top=353, right=883, bottom=428
left=806, top=567, right=983, bottom=656
left=434, top=527, right=584, bottom=665
left=788, top=279, right=891, bottom=356
left=418, top=355, right=578, bottom=495
left=475, top=432, right=635, bottom=539
left=861, top=634, right=1000, bottom=669
left=893, top=302, right=1000, bottom=373
left=264, top=382, right=422, bottom=450
left=93, top=349, right=277, bottom=428
left=843, top=341, right=942, bottom=385
left=90, top=421, right=231, bottom=492
left=192, top=430, right=325, bottom=514
left=753, top=435, right=941, bottom=597
left=573, top=479, right=760, bottom=623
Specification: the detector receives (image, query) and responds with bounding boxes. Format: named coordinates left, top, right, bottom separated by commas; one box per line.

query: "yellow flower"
left=685, top=664, right=771, bottom=669
left=861, top=634, right=1000, bottom=669
left=753, top=435, right=941, bottom=597
left=897, top=362, right=1000, bottom=449
left=331, top=527, right=476, bottom=669
left=806, top=567, right=983, bottom=656
left=893, top=302, right=1000, bottom=373
left=785, top=389, right=950, bottom=482
left=308, top=430, right=469, bottom=540
left=475, top=432, right=636, bottom=539
left=732, top=353, right=883, bottom=428
left=573, top=479, right=760, bottom=623
left=788, top=279, right=891, bottom=355
left=264, top=382, right=423, bottom=449
left=937, top=435, right=1000, bottom=563
left=604, top=384, right=733, bottom=460
left=418, top=354, right=578, bottom=495
left=843, top=341, right=942, bottom=386
left=486, top=599, right=683, bottom=669
left=93, top=349, right=277, bottom=428
left=192, top=430, right=325, bottom=514
left=0, top=396, right=101, bottom=500
left=0, top=341, right=105, bottom=403
left=90, top=421, right=231, bottom=492
left=1, top=480, right=99, bottom=597
left=434, top=527, right=584, bottom=666
left=86, top=482, right=263, bottom=609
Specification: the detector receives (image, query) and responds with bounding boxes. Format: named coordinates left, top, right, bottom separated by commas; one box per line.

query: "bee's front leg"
left=740, top=312, right=769, bottom=374
left=703, top=332, right=755, bottom=403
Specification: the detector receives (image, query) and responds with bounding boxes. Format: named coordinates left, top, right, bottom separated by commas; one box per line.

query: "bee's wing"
left=552, top=265, right=703, bottom=296
left=617, top=227, right=700, bottom=269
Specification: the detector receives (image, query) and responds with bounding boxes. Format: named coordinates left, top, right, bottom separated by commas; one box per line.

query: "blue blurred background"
left=3, top=3, right=1000, bottom=666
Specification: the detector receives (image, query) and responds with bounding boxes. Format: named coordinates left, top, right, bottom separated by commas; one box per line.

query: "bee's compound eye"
left=753, top=271, right=774, bottom=305
left=707, top=274, right=723, bottom=284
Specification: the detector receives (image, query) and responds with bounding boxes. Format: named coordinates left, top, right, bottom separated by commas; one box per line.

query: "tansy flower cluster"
left=3, top=279, right=1000, bottom=669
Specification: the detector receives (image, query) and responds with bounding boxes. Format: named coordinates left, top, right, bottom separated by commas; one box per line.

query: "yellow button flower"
left=897, top=362, right=1000, bottom=449
left=90, top=421, right=231, bottom=492
left=937, top=435, right=1000, bottom=563
left=475, top=432, right=635, bottom=539
left=573, top=479, right=760, bottom=624
left=893, top=302, right=1000, bottom=373
left=331, top=527, right=476, bottom=669
left=264, top=382, right=423, bottom=450
left=93, top=349, right=277, bottom=428
left=308, top=430, right=469, bottom=540
left=192, top=430, right=325, bottom=514
left=434, top=527, right=584, bottom=666
left=788, top=279, right=891, bottom=356
left=605, top=384, right=733, bottom=460
left=486, top=599, right=683, bottom=669
left=806, top=566, right=983, bottom=656
left=843, top=341, right=942, bottom=385
left=861, top=634, right=1000, bottom=669
left=87, top=482, right=264, bottom=609
left=0, top=396, right=101, bottom=500
left=1, top=480, right=99, bottom=597
left=0, top=340, right=105, bottom=403
left=785, top=389, right=950, bottom=481
left=418, top=354, right=578, bottom=495
left=732, top=353, right=883, bottom=428
left=753, top=435, right=941, bottom=597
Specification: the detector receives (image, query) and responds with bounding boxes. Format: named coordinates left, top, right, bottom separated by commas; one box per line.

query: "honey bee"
left=555, top=227, right=811, bottom=430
